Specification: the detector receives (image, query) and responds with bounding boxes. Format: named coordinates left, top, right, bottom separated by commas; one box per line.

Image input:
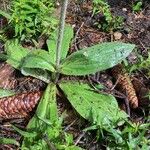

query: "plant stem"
left=56, top=0, right=68, bottom=69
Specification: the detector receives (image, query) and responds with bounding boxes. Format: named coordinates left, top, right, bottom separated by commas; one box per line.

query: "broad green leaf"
left=21, top=50, right=55, bottom=82
left=47, top=24, right=74, bottom=64
left=59, top=81, right=128, bottom=127
left=22, top=83, right=58, bottom=148
left=21, top=68, right=50, bottom=83
left=0, top=137, right=19, bottom=146
left=60, top=42, right=135, bottom=75
left=36, top=83, right=58, bottom=122
left=0, top=88, right=15, bottom=98
left=21, top=50, right=55, bottom=72
left=5, top=39, right=29, bottom=69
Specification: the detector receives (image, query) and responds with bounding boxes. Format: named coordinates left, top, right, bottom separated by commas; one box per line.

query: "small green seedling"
left=92, top=0, right=124, bottom=31
left=132, top=1, right=143, bottom=12
left=0, top=0, right=58, bottom=41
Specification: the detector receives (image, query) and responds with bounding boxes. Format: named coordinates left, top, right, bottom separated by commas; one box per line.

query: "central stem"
left=56, top=0, right=68, bottom=69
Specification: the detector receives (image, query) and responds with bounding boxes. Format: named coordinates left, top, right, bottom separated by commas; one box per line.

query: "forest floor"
left=0, top=0, right=150, bottom=149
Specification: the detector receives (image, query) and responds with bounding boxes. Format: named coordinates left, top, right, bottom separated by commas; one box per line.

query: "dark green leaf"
left=0, top=54, right=8, bottom=61
left=5, top=39, right=29, bottom=69
left=60, top=42, right=135, bottom=75
left=59, top=81, right=127, bottom=127
left=47, top=25, right=74, bottom=64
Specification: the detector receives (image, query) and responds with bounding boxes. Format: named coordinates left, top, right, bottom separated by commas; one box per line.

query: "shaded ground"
left=0, top=0, right=150, bottom=149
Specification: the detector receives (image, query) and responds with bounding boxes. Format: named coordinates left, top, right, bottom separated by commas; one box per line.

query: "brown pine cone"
left=0, top=63, right=17, bottom=90
left=0, top=91, right=42, bottom=120
left=112, top=64, right=138, bottom=108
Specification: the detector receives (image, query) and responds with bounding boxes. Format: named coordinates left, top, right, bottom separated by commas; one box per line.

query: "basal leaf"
left=0, top=88, right=15, bottom=98
left=36, top=83, right=58, bottom=123
left=60, top=42, right=135, bottom=75
left=21, top=68, right=50, bottom=83
left=21, top=50, right=55, bottom=72
left=47, top=24, right=74, bottom=64
left=5, top=39, right=29, bottom=69
left=21, top=50, right=55, bottom=82
left=59, top=81, right=128, bottom=127
left=22, top=83, right=58, bottom=148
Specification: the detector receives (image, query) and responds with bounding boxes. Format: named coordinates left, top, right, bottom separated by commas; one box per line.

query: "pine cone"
left=0, top=63, right=17, bottom=89
left=0, top=91, right=42, bottom=119
left=112, top=64, right=138, bottom=108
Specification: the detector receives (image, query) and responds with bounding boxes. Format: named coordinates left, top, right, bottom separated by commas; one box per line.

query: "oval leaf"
left=60, top=42, right=135, bottom=75
left=21, top=50, right=55, bottom=82
left=21, top=50, right=55, bottom=72
left=59, top=81, right=127, bottom=127
left=21, top=68, right=50, bottom=83
left=5, top=39, right=30, bottom=69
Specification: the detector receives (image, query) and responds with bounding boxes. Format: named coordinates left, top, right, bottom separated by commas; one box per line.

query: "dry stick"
left=75, top=131, right=86, bottom=145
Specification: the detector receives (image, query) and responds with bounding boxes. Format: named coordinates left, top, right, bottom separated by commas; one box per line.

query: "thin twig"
left=75, top=131, right=86, bottom=145
left=43, top=134, right=57, bottom=150
left=73, top=22, right=84, bottom=51
left=64, top=119, right=77, bottom=131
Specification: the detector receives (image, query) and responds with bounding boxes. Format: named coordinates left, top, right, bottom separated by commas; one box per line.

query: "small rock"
left=127, top=34, right=132, bottom=39
left=114, top=32, right=122, bottom=40
left=122, top=8, right=127, bottom=12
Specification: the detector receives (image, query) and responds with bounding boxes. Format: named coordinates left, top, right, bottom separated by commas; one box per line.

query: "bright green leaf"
left=21, top=68, right=50, bottom=83
left=65, top=146, right=83, bottom=150
left=59, top=81, right=128, bottom=127
left=36, top=83, right=58, bottom=122
left=0, top=88, right=15, bottom=98
left=60, top=42, right=135, bottom=75
left=22, top=83, right=58, bottom=148
left=21, top=49, right=55, bottom=72
left=47, top=24, right=74, bottom=64
left=5, top=39, right=29, bottom=69
left=12, top=124, right=37, bottom=138
left=0, top=137, right=19, bottom=146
